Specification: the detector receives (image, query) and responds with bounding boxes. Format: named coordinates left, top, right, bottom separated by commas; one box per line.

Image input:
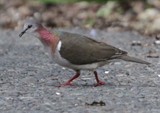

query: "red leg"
left=93, top=71, right=105, bottom=87
left=55, top=72, right=80, bottom=87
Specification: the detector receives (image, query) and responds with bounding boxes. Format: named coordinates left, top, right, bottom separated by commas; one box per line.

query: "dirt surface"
left=0, top=28, right=160, bottom=113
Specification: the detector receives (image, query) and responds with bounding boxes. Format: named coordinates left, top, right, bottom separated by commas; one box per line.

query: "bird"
left=19, top=19, right=150, bottom=87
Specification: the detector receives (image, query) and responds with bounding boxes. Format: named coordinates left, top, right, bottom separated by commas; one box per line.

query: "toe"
left=55, top=82, right=75, bottom=87
left=93, top=81, right=105, bottom=87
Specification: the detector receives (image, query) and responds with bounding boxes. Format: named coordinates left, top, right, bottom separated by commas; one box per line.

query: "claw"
left=55, top=82, right=75, bottom=87
left=93, top=81, right=105, bottom=87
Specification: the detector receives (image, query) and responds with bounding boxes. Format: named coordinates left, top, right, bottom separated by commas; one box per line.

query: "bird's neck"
left=37, top=27, right=59, bottom=49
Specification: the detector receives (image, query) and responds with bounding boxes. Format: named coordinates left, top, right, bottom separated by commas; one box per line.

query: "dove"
left=19, top=20, right=150, bottom=87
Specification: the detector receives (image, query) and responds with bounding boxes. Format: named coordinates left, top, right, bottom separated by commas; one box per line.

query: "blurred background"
left=1, top=0, right=160, bottom=36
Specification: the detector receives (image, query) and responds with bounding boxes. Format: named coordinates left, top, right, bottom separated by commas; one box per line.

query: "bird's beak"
left=19, top=28, right=28, bottom=37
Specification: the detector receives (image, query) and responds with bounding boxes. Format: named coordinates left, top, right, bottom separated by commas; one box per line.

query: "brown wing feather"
left=59, top=32, right=127, bottom=65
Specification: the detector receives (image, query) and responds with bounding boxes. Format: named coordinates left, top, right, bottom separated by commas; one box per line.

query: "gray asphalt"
left=0, top=28, right=160, bottom=113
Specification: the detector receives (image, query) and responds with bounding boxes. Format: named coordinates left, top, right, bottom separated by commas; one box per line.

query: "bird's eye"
left=28, top=25, right=32, bottom=28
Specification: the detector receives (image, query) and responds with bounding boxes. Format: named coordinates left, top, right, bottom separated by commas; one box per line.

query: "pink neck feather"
left=37, top=27, right=58, bottom=48
left=38, top=28, right=54, bottom=41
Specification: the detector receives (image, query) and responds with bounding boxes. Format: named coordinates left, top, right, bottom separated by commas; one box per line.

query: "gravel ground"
left=0, top=28, right=160, bottom=113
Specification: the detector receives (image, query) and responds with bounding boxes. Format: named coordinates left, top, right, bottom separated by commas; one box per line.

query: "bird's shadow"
left=53, top=82, right=158, bottom=88
left=54, top=82, right=122, bottom=88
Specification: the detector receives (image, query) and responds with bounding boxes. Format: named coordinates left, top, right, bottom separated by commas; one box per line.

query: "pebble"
left=154, top=40, right=160, bottom=45
left=90, top=29, right=96, bottom=36
left=56, top=92, right=61, bottom=95
left=104, top=70, right=109, bottom=74
left=131, top=40, right=142, bottom=46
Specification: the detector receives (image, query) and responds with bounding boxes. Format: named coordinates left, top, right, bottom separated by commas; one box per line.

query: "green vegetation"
left=96, top=7, right=111, bottom=17
left=83, top=18, right=94, bottom=26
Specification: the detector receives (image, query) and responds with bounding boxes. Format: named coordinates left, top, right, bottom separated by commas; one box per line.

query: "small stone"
left=131, top=40, right=142, bottom=46
left=28, top=83, right=36, bottom=87
left=154, top=40, right=160, bottom=45
left=104, top=71, right=109, bottom=74
left=5, top=97, right=14, bottom=100
left=116, top=74, right=127, bottom=77
left=74, top=104, right=78, bottom=106
left=138, top=8, right=159, bottom=20
left=147, top=55, right=159, bottom=58
left=90, top=29, right=96, bottom=36
left=114, top=62, right=121, bottom=65
left=56, top=92, right=61, bottom=95
left=81, top=77, right=91, bottom=80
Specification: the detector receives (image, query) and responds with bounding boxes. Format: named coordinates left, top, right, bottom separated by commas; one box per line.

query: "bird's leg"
left=93, top=71, right=105, bottom=87
left=55, top=72, right=80, bottom=87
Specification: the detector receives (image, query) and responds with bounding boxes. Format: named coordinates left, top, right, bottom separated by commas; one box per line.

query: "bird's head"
left=19, top=20, right=42, bottom=37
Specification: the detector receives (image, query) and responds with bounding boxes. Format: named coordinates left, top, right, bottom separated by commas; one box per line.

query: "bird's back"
left=58, top=32, right=127, bottom=65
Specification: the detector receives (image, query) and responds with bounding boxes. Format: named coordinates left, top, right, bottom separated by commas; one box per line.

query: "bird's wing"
left=59, top=32, right=127, bottom=65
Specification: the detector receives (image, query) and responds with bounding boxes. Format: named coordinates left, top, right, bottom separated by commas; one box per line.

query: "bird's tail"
left=120, top=55, right=150, bottom=64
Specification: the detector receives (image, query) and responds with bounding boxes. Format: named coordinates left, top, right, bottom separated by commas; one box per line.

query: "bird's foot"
left=93, top=81, right=105, bottom=87
left=55, top=82, right=75, bottom=87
